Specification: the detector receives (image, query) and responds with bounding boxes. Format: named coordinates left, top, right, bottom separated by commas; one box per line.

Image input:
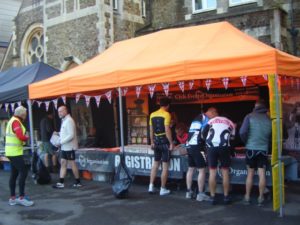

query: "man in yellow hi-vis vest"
left=5, top=106, right=34, bottom=207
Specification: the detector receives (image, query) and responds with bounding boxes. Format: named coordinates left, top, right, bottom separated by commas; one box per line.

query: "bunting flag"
left=162, top=83, right=169, bottom=96
left=263, top=74, right=268, bottom=81
left=52, top=99, right=58, bottom=109
left=240, top=76, right=247, bottom=87
left=222, top=77, right=229, bottom=89
left=84, top=95, right=92, bottom=107
left=37, top=101, right=42, bottom=108
left=11, top=103, right=16, bottom=112
left=148, top=84, right=156, bottom=98
left=188, top=80, right=194, bottom=90
left=205, top=79, right=212, bottom=91
left=178, top=81, right=185, bottom=93
left=5, top=103, right=9, bottom=112
left=75, top=94, right=81, bottom=103
left=17, top=102, right=21, bottom=107
left=31, top=100, right=35, bottom=105
left=122, top=87, right=128, bottom=96
left=95, top=95, right=101, bottom=107
left=62, top=95, right=66, bottom=105
left=284, top=76, right=287, bottom=85
left=297, top=78, right=300, bottom=90
left=45, top=101, right=50, bottom=111
left=0, top=104, right=2, bottom=109
left=291, top=77, right=294, bottom=88
left=136, top=86, right=142, bottom=98
left=105, top=91, right=112, bottom=104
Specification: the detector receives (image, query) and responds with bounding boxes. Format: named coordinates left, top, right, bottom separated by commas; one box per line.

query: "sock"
left=75, top=178, right=80, bottom=184
left=59, top=178, right=64, bottom=184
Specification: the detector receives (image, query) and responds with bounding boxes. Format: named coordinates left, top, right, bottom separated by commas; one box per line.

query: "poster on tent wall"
left=281, top=79, right=300, bottom=176
left=70, top=100, right=94, bottom=147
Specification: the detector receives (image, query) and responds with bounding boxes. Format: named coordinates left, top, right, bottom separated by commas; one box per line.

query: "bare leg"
left=245, top=167, right=255, bottom=199
left=258, top=167, right=266, bottom=199
left=44, top=153, right=49, bottom=168
left=70, top=160, right=80, bottom=179
left=186, top=167, right=194, bottom=190
left=59, top=159, right=67, bottom=179
left=222, top=168, right=230, bottom=196
left=161, top=162, right=169, bottom=188
left=209, top=169, right=217, bottom=197
left=198, top=168, right=206, bottom=193
left=150, top=161, right=160, bottom=185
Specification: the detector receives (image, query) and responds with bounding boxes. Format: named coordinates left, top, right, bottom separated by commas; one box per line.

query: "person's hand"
left=169, top=143, right=175, bottom=151
left=150, top=143, right=155, bottom=150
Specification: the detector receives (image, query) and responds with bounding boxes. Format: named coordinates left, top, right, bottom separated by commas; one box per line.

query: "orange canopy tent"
left=29, top=21, right=300, bottom=99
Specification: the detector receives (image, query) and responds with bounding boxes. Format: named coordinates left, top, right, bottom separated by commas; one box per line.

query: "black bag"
left=112, top=154, right=132, bottom=199
left=31, top=151, right=51, bottom=185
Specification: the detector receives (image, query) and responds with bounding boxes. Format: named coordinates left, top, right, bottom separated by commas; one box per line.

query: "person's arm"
left=165, top=125, right=174, bottom=150
left=12, top=120, right=28, bottom=142
left=150, top=125, right=154, bottom=150
left=239, top=115, right=250, bottom=144
left=60, top=119, right=75, bottom=145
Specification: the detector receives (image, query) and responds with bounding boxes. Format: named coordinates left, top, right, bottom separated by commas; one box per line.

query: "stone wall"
left=0, top=47, right=8, bottom=69
left=80, top=0, right=96, bottom=9
left=46, top=14, right=98, bottom=68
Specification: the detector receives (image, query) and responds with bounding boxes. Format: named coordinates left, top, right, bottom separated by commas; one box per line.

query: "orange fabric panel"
left=29, top=22, right=300, bottom=99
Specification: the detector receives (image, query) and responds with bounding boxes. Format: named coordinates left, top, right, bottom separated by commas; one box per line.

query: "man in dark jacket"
left=239, top=100, right=271, bottom=206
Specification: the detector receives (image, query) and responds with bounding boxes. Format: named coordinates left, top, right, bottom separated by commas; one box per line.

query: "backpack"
left=112, top=154, right=132, bottom=199
left=31, top=151, right=51, bottom=185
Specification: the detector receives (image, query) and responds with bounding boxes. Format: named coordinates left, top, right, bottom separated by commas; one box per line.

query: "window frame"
left=141, top=0, right=146, bottom=18
left=229, top=0, right=257, bottom=7
left=192, top=0, right=217, bottom=14
left=113, top=0, right=118, bottom=10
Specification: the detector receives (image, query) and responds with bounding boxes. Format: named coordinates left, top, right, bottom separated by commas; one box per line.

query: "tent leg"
left=118, top=88, right=125, bottom=153
left=27, top=100, right=35, bottom=153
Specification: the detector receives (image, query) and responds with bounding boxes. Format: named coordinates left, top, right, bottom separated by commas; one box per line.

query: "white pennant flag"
left=240, top=76, right=247, bottom=87
left=136, top=86, right=142, bottom=98
left=11, top=103, right=16, bottom=112
left=95, top=95, right=101, bottom=107
left=222, top=77, right=229, bottom=89
left=61, top=95, right=66, bottom=105
left=17, top=101, right=21, bottom=107
left=205, top=79, right=212, bottom=91
left=52, top=99, right=58, bottom=109
left=178, top=81, right=185, bottom=93
left=45, top=101, right=50, bottom=111
left=75, top=94, right=81, bottom=103
left=263, top=74, right=268, bottom=81
left=31, top=100, right=35, bottom=105
left=84, top=95, right=92, bottom=107
left=122, top=87, right=128, bottom=96
left=162, top=83, right=169, bottom=96
left=105, top=91, right=112, bottom=104
left=5, top=103, right=9, bottom=112
left=148, top=84, right=156, bottom=98
left=0, top=104, right=2, bottom=109
left=188, top=80, right=194, bottom=90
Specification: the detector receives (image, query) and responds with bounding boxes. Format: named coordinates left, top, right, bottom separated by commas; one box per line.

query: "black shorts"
left=61, top=150, right=76, bottom=161
left=207, top=147, right=231, bottom=169
left=154, top=144, right=170, bottom=162
left=187, top=146, right=206, bottom=168
left=246, top=150, right=268, bottom=169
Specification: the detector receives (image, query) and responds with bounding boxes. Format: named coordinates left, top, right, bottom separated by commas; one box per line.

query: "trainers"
left=8, top=198, right=17, bottom=206
left=186, top=190, right=193, bottom=199
left=73, top=183, right=82, bottom=188
left=223, top=195, right=232, bottom=205
left=208, top=196, right=217, bottom=205
left=148, top=184, right=156, bottom=194
left=53, top=182, right=64, bottom=189
left=159, top=187, right=170, bottom=196
left=196, top=192, right=210, bottom=202
left=257, top=197, right=264, bottom=207
left=243, top=196, right=251, bottom=205
left=16, top=196, right=34, bottom=207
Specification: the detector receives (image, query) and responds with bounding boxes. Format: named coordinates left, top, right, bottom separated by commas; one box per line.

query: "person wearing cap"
left=148, top=97, right=174, bottom=196
left=5, top=105, right=34, bottom=207
left=239, top=100, right=272, bottom=206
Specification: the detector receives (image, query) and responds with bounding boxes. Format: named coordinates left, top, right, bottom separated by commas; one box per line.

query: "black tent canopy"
left=0, top=62, right=60, bottom=104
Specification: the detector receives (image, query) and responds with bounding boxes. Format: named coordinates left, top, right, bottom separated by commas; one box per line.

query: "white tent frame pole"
left=27, top=100, right=35, bottom=153
left=118, top=87, right=125, bottom=153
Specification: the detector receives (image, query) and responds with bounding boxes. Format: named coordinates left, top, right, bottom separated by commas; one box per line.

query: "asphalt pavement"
left=0, top=170, right=299, bottom=225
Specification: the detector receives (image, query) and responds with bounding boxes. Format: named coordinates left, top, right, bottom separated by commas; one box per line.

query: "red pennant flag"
left=148, top=84, right=156, bottom=98
left=95, top=95, right=101, bottom=107
left=136, top=86, right=142, bottom=98
left=178, top=81, right=185, bottom=93
left=222, top=77, right=229, bottom=89
left=105, top=91, right=112, bottom=104
left=240, top=76, right=247, bottom=87
left=188, top=80, right=194, bottom=90
left=205, top=79, right=211, bottom=91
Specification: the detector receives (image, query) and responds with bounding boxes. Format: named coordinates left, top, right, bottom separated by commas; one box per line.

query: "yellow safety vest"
left=5, top=116, right=26, bottom=157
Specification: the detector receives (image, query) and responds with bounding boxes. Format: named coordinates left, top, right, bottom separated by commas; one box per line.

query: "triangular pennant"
left=84, top=95, right=92, bottom=107
left=205, top=79, right=212, bottom=91
left=75, top=94, right=81, bottom=103
left=136, top=86, right=142, bottom=98
left=5, top=103, right=9, bottom=112
left=188, top=80, right=194, bottom=90
left=45, top=101, right=50, bottom=111
left=240, top=76, right=247, bottom=87
left=17, top=101, right=21, bottom=107
left=31, top=100, right=35, bottom=105
left=52, top=99, right=58, bottom=109
left=263, top=74, right=268, bottom=81
left=284, top=76, right=287, bottom=85
left=95, top=95, right=102, bottom=107
left=37, top=101, right=42, bottom=108
left=178, top=81, right=185, bottom=93
left=122, top=87, right=128, bottom=96
left=162, top=83, right=169, bottom=96
left=0, top=104, right=2, bottom=109
left=61, top=95, right=66, bottom=105
left=222, top=77, right=229, bottom=89
left=105, top=91, right=112, bottom=104
left=148, top=84, right=156, bottom=98
left=291, top=77, right=294, bottom=88
left=11, top=103, right=16, bottom=112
